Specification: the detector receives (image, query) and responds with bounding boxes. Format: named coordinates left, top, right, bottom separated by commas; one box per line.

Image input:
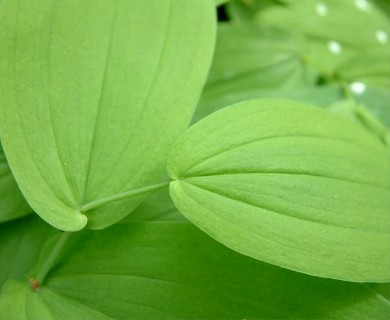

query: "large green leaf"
left=0, top=142, right=31, bottom=223
left=0, top=0, right=215, bottom=231
left=1, top=221, right=389, bottom=319
left=167, top=99, right=390, bottom=282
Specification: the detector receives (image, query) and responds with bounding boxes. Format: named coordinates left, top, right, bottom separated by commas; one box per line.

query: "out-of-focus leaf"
left=0, top=0, right=216, bottom=231
left=337, top=48, right=390, bottom=88
left=259, top=0, right=390, bottom=47
left=193, top=22, right=320, bottom=122
left=215, top=0, right=230, bottom=6
left=195, top=83, right=342, bottom=122
left=353, top=85, right=390, bottom=129
left=167, top=99, right=390, bottom=282
left=327, top=99, right=389, bottom=146
left=258, top=0, right=390, bottom=82
left=371, top=283, right=390, bottom=300
left=1, top=222, right=389, bottom=319
left=206, top=24, right=311, bottom=92
left=0, top=142, right=31, bottom=223
left=372, top=0, right=390, bottom=17
left=226, top=0, right=287, bottom=23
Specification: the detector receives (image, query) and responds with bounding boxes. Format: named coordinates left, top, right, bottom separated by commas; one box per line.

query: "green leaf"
left=120, top=185, right=186, bottom=223
left=259, top=0, right=390, bottom=47
left=0, top=216, right=58, bottom=288
left=1, top=221, right=389, bottom=319
left=371, top=283, right=390, bottom=300
left=215, top=0, right=230, bottom=6
left=0, top=142, right=31, bottom=223
left=258, top=0, right=390, bottom=80
left=337, top=48, right=390, bottom=88
left=353, top=85, right=390, bottom=129
left=206, top=24, right=311, bottom=92
left=327, top=99, right=389, bottom=146
left=167, top=98, right=390, bottom=282
left=193, top=21, right=324, bottom=122
left=196, top=83, right=342, bottom=123
left=0, top=0, right=216, bottom=231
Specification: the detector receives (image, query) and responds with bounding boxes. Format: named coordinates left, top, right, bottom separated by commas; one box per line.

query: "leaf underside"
left=0, top=0, right=215, bottom=231
left=167, top=98, right=390, bottom=282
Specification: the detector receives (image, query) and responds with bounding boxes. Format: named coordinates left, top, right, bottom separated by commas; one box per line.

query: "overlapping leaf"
left=167, top=98, right=390, bottom=282
left=0, top=0, right=215, bottom=231
left=257, top=0, right=390, bottom=85
left=194, top=22, right=318, bottom=122
left=0, top=219, right=389, bottom=319
left=0, top=142, right=31, bottom=223
left=227, top=0, right=390, bottom=89
left=353, top=85, right=390, bottom=129
left=0, top=216, right=58, bottom=287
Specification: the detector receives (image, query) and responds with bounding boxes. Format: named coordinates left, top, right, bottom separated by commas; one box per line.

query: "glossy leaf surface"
left=0, top=0, right=215, bottom=231
left=0, top=221, right=389, bottom=319
left=168, top=99, right=390, bottom=282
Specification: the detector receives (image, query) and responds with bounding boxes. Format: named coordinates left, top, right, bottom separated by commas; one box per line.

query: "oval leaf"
left=0, top=220, right=389, bottom=319
left=167, top=99, right=390, bottom=282
left=0, top=0, right=215, bottom=231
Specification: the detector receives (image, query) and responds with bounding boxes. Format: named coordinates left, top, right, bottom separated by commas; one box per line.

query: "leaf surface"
left=0, top=142, right=31, bottom=223
left=167, top=99, right=390, bottom=282
left=0, top=216, right=58, bottom=287
left=258, top=0, right=390, bottom=83
left=0, top=0, right=215, bottom=231
left=0, top=221, right=389, bottom=319
left=121, top=185, right=185, bottom=223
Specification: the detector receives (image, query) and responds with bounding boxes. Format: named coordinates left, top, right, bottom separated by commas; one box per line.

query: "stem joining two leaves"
left=80, top=181, right=170, bottom=212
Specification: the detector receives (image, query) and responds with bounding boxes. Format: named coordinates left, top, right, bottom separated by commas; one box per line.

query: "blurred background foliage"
left=197, top=0, right=390, bottom=129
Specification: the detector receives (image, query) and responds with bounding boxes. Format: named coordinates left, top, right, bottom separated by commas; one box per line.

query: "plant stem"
left=34, top=231, right=71, bottom=286
left=340, top=80, right=354, bottom=100
left=80, top=181, right=170, bottom=213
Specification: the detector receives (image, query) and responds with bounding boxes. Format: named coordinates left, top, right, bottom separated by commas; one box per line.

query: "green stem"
left=34, top=231, right=71, bottom=287
left=80, top=181, right=170, bottom=213
left=340, top=80, right=354, bottom=101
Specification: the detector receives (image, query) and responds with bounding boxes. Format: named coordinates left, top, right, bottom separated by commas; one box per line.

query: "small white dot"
left=354, top=0, right=371, bottom=12
left=350, top=82, right=366, bottom=95
left=375, top=30, right=388, bottom=44
left=327, top=41, right=342, bottom=55
left=315, top=3, right=328, bottom=16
